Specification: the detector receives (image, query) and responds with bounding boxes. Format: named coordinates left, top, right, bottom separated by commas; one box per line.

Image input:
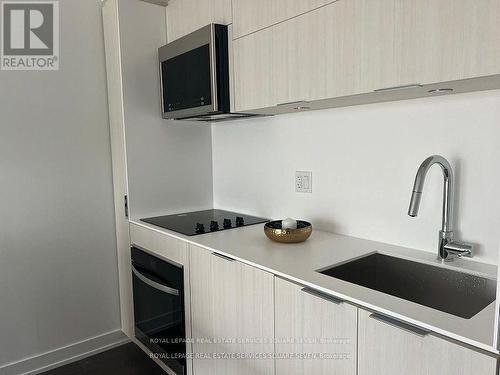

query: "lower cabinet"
left=358, top=308, right=497, bottom=375
left=131, top=228, right=498, bottom=374
left=189, top=245, right=275, bottom=375
left=275, top=277, right=357, bottom=375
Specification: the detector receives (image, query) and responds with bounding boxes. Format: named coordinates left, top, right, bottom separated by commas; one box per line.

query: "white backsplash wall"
left=212, top=90, right=500, bottom=264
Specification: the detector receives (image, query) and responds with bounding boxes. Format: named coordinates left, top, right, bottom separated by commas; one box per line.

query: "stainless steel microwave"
left=158, top=24, right=259, bottom=122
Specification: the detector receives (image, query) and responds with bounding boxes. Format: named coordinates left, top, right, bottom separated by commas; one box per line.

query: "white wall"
left=119, top=0, right=213, bottom=220
left=212, top=90, right=500, bottom=264
left=0, top=0, right=121, bottom=369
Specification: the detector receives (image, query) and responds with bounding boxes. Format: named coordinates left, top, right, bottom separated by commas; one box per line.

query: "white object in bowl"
left=282, top=217, right=298, bottom=230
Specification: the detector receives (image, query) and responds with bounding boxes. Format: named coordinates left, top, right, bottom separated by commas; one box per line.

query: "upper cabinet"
left=233, top=0, right=398, bottom=111
left=232, top=0, right=500, bottom=113
left=231, top=0, right=338, bottom=39
left=394, top=0, right=500, bottom=86
left=166, top=0, right=232, bottom=42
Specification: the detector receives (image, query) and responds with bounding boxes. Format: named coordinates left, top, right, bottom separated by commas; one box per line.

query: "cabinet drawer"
left=129, top=223, right=188, bottom=266
left=358, top=309, right=497, bottom=375
left=190, top=245, right=275, bottom=375
left=275, top=277, right=357, bottom=375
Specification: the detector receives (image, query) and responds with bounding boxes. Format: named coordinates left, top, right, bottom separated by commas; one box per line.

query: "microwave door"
left=159, top=24, right=218, bottom=119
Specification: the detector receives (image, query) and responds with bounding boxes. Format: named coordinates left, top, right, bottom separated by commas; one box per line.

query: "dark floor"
left=40, top=343, right=165, bottom=375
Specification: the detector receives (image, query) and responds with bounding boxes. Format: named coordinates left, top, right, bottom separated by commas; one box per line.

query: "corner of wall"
left=210, top=122, right=216, bottom=208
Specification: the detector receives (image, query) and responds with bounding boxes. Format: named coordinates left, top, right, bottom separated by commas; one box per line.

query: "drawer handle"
left=369, top=313, right=430, bottom=337
left=374, top=84, right=423, bottom=92
left=212, top=252, right=236, bottom=262
left=301, top=287, right=343, bottom=304
left=277, top=100, right=310, bottom=107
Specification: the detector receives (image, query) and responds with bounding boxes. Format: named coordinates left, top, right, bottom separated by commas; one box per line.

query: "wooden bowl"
left=264, top=220, right=312, bottom=243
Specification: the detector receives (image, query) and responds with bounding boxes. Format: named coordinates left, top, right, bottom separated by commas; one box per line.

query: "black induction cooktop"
left=141, top=209, right=269, bottom=236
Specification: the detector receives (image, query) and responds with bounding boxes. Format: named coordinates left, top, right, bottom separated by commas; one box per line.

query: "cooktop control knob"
left=195, top=223, right=205, bottom=234
left=223, top=219, right=232, bottom=229
left=235, top=216, right=244, bottom=226
left=210, top=221, right=219, bottom=232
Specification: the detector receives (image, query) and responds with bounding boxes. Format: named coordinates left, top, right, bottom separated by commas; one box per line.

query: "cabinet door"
left=275, top=278, right=357, bottom=375
left=166, top=0, right=231, bottom=42
left=190, top=246, right=275, bottom=375
left=232, top=30, right=276, bottom=111
left=233, top=0, right=398, bottom=112
left=395, top=0, right=500, bottom=86
left=232, top=0, right=338, bottom=39
left=358, top=309, right=497, bottom=375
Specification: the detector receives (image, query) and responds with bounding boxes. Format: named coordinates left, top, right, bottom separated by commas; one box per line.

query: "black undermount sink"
left=319, top=253, right=496, bottom=319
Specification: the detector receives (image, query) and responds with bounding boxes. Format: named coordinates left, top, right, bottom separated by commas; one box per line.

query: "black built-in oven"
left=131, top=247, right=186, bottom=375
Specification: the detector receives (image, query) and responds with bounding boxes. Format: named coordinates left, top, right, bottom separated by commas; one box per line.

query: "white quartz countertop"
left=130, top=219, right=498, bottom=353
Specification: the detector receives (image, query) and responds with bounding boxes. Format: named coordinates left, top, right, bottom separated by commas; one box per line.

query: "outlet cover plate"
left=296, top=171, right=312, bottom=193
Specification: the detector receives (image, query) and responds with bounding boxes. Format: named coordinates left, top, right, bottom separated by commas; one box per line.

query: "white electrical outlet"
left=295, top=171, right=312, bottom=193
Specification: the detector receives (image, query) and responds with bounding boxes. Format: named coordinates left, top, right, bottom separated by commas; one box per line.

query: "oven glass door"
left=132, top=247, right=186, bottom=375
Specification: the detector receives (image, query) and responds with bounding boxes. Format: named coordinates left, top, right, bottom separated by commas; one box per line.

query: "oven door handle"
left=132, top=265, right=180, bottom=296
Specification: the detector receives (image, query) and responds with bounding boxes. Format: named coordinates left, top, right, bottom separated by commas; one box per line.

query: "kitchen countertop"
left=130, top=219, right=498, bottom=354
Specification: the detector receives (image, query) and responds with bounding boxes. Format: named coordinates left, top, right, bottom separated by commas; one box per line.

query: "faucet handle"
left=444, top=241, right=474, bottom=258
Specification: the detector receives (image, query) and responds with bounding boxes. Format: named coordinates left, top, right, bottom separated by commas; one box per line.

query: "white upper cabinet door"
left=358, top=309, right=497, bottom=375
left=190, top=245, right=275, bottom=375
left=233, top=0, right=398, bottom=111
left=232, top=0, right=338, bottom=39
left=394, top=0, right=500, bottom=86
left=166, top=0, right=232, bottom=42
left=275, top=277, right=357, bottom=375
left=232, top=29, right=276, bottom=111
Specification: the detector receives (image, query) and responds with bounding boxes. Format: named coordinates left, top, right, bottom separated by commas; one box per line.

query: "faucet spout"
left=408, top=191, right=422, bottom=217
left=408, top=155, right=460, bottom=260
left=408, top=155, right=454, bottom=233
